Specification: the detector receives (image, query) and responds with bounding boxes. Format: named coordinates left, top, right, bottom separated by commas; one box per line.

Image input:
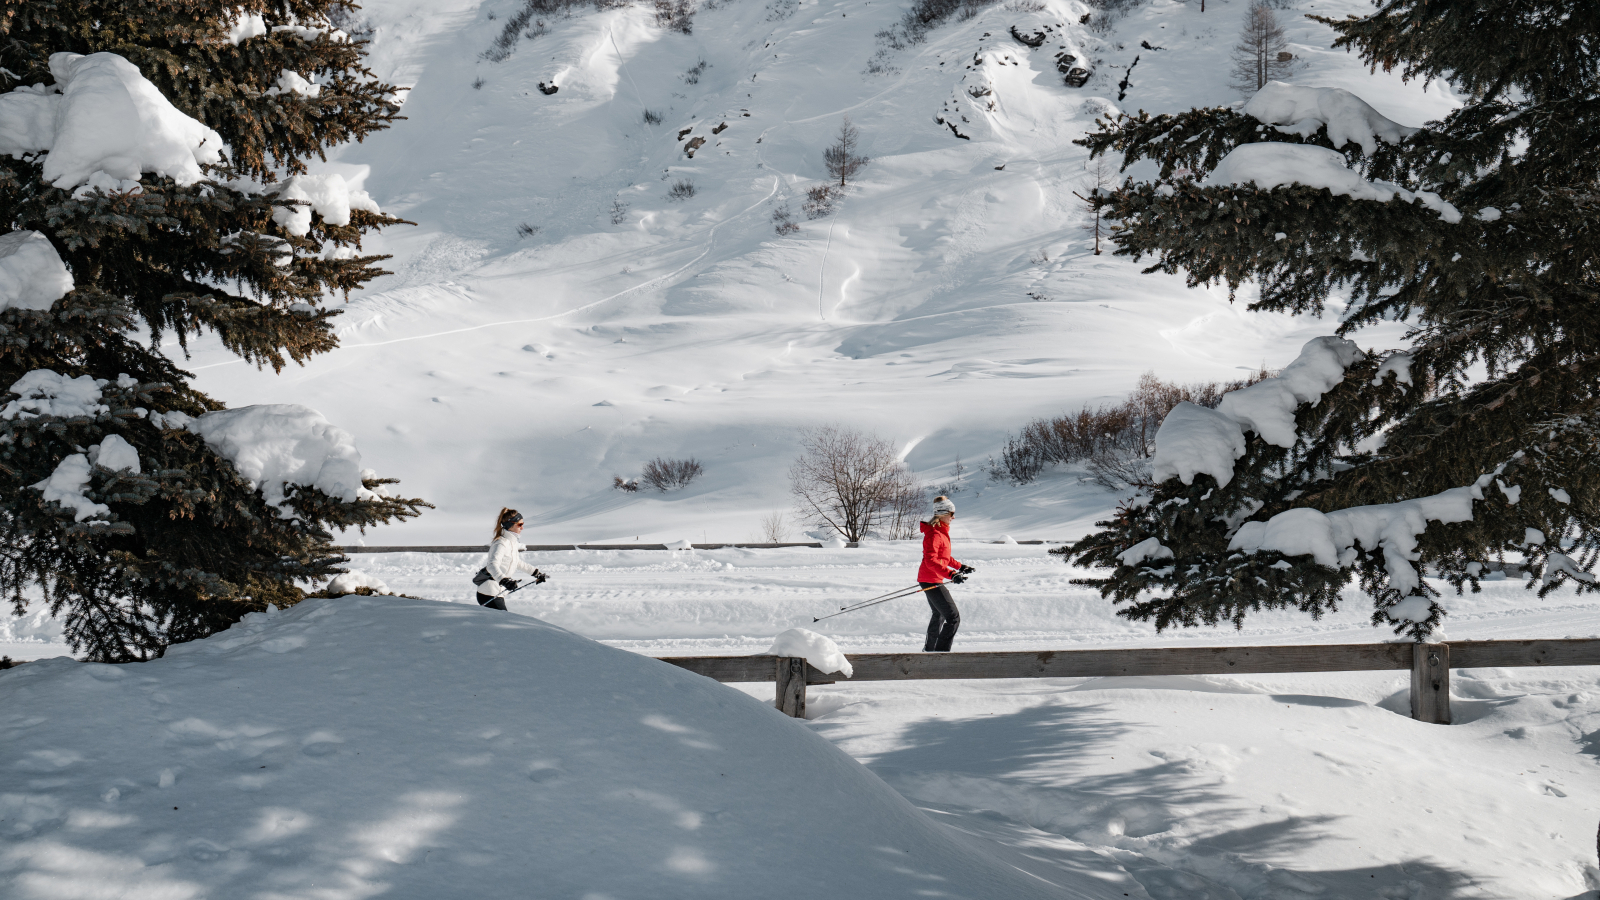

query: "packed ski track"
left=9, top=0, right=1600, bottom=896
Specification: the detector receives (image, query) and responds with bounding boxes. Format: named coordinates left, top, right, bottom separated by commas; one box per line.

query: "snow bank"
left=0, top=596, right=1068, bottom=898
left=184, top=404, right=371, bottom=514
left=1242, top=82, right=1418, bottom=156
left=1, top=369, right=108, bottom=420
left=1207, top=143, right=1461, bottom=223
left=1230, top=483, right=1483, bottom=600
left=0, top=52, right=226, bottom=191
left=272, top=172, right=381, bottom=236
left=767, top=627, right=853, bottom=677
left=0, top=231, right=73, bottom=311
left=326, top=570, right=391, bottom=595
left=1151, top=336, right=1362, bottom=487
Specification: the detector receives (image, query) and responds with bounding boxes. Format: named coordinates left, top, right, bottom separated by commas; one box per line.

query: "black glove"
left=958, top=564, right=975, bottom=575
left=532, top=570, right=549, bottom=585
left=499, top=578, right=521, bottom=591
left=950, top=572, right=967, bottom=585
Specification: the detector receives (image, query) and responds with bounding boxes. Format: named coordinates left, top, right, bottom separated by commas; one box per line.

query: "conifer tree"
left=1061, top=0, right=1600, bottom=640
left=0, top=1, right=429, bottom=661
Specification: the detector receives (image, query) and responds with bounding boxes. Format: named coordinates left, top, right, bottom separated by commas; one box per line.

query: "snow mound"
left=1, top=369, right=108, bottom=420
left=767, top=627, right=853, bottom=677
left=0, top=52, right=226, bottom=191
left=185, top=404, right=371, bottom=514
left=326, top=570, right=391, bottom=595
left=1207, top=142, right=1461, bottom=223
left=0, top=231, right=73, bottom=311
left=0, top=596, right=1071, bottom=898
left=1151, top=336, right=1362, bottom=487
left=1242, top=82, right=1419, bottom=156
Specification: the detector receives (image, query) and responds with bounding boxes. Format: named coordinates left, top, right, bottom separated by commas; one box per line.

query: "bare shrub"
left=803, top=184, right=838, bottom=219
left=996, top=369, right=1272, bottom=487
left=682, top=59, right=710, bottom=84
left=760, top=511, right=790, bottom=542
left=772, top=204, right=800, bottom=235
left=1003, top=0, right=1046, bottom=11
left=641, top=457, right=703, bottom=492
left=1230, top=0, right=1291, bottom=94
left=472, top=76, right=486, bottom=90
left=790, top=426, right=922, bottom=542
left=609, top=199, right=629, bottom=225
left=613, top=475, right=640, bottom=492
left=641, top=109, right=664, bottom=125
left=516, top=222, right=540, bottom=239
left=823, top=117, right=870, bottom=188
left=667, top=179, right=697, bottom=201
left=483, top=0, right=591, bottom=61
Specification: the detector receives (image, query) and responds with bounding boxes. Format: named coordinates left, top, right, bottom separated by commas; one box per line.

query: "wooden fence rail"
left=333, top=540, right=1062, bottom=553
left=654, top=638, right=1600, bottom=724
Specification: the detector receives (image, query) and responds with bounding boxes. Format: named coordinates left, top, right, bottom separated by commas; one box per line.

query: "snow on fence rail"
left=654, top=639, right=1600, bottom=724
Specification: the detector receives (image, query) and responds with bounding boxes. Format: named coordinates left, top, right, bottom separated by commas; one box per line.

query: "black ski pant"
left=921, top=582, right=960, bottom=652
left=476, top=593, right=508, bottom=611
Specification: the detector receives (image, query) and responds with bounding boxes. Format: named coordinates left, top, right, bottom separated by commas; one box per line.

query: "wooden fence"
left=655, top=638, right=1600, bottom=725
left=334, top=540, right=1060, bottom=553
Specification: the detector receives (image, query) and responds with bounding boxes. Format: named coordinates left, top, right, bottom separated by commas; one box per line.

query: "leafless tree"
left=823, top=117, right=870, bottom=188
left=759, top=510, right=790, bottom=542
left=1072, top=153, right=1119, bottom=256
left=1230, top=1, right=1291, bottom=95
left=789, top=425, right=921, bottom=541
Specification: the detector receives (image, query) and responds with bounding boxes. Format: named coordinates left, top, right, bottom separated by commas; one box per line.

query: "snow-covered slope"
left=182, top=0, right=1460, bottom=545
left=0, top=595, right=1125, bottom=899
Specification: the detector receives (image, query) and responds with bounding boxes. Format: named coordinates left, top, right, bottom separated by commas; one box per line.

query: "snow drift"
left=0, top=596, right=1088, bottom=899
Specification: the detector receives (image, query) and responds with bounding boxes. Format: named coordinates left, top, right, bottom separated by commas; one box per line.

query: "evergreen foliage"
left=1061, top=0, right=1600, bottom=640
left=0, top=1, right=429, bottom=661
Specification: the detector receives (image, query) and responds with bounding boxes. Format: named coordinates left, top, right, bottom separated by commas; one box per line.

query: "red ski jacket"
left=917, top=520, right=962, bottom=584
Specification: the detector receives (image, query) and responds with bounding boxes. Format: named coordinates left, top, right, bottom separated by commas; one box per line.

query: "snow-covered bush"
left=667, top=178, right=697, bottom=201
left=0, top=3, right=427, bottom=661
left=1067, top=0, right=1600, bottom=639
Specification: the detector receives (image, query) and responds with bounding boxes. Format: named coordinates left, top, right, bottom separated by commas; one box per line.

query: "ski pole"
left=831, top=582, right=926, bottom=613
left=813, top=584, right=938, bottom=623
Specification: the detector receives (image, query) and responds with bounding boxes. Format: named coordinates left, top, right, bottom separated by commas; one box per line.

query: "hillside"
left=179, top=0, right=1460, bottom=544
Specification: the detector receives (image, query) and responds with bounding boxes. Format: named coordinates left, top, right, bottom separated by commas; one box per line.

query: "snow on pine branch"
left=1206, top=143, right=1462, bottom=223
left=0, top=52, right=225, bottom=191
left=1150, top=336, right=1364, bottom=487
left=271, top=173, right=381, bottom=236
left=1241, top=83, right=1418, bottom=157
left=1228, top=483, right=1485, bottom=620
left=0, top=231, right=74, bottom=311
left=153, top=404, right=381, bottom=516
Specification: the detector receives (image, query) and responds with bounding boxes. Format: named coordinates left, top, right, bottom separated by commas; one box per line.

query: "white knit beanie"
left=931, top=497, right=955, bottom=517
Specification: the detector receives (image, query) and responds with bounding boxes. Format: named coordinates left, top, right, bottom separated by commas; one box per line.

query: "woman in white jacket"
left=473, top=508, right=547, bottom=609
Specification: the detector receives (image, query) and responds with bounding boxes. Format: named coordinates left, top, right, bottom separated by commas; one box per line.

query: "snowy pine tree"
left=0, top=1, right=428, bottom=661
left=1060, top=0, right=1600, bottom=640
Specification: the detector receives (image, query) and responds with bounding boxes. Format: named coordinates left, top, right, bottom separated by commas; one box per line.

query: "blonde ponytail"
left=492, top=506, right=513, bottom=540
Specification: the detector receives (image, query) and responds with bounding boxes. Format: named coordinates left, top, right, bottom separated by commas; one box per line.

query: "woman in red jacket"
left=919, top=496, right=973, bottom=652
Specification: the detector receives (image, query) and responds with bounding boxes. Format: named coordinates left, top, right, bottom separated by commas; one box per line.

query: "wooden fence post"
left=775, top=657, right=806, bottom=718
left=1410, top=642, right=1451, bottom=724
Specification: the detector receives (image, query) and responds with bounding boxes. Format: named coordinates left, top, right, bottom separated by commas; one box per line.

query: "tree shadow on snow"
left=818, top=698, right=1483, bottom=900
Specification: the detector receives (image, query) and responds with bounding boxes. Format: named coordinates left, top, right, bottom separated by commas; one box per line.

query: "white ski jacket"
left=479, top=533, right=540, bottom=597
